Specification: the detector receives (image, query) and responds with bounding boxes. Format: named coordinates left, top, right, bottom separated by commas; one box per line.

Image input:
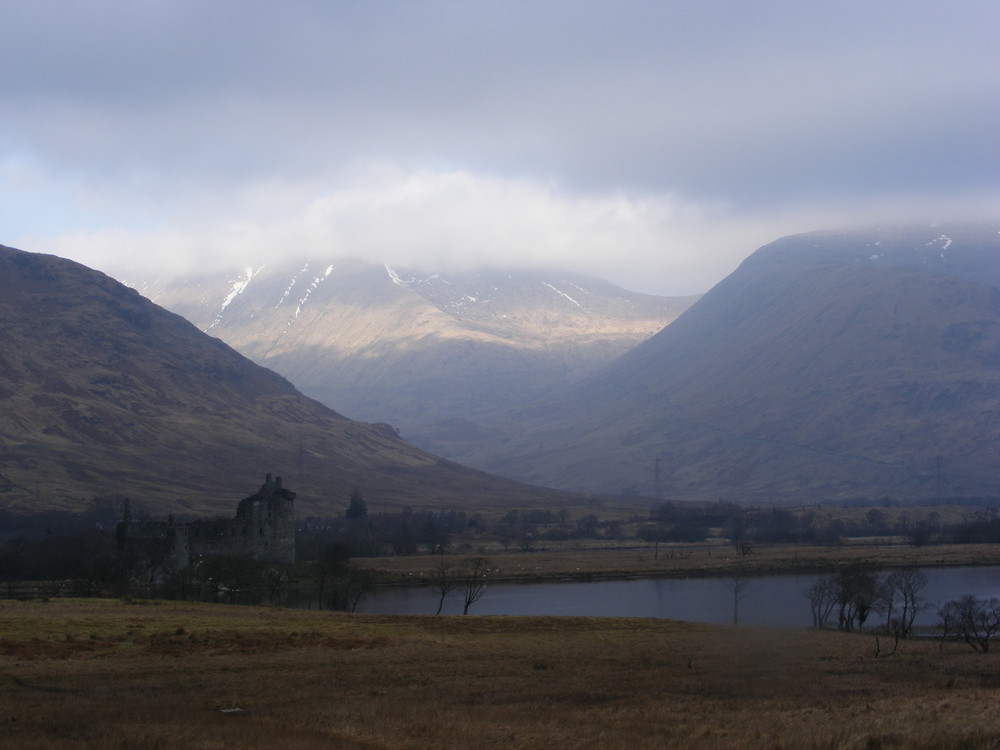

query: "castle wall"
left=118, top=475, right=296, bottom=577
left=234, top=490, right=295, bottom=564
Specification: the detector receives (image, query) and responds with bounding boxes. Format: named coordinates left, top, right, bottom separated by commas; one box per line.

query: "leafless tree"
left=261, top=566, right=288, bottom=605
left=343, top=566, right=378, bottom=612
left=834, top=567, right=878, bottom=632
left=313, top=543, right=376, bottom=611
left=431, top=560, right=458, bottom=615
left=865, top=508, right=887, bottom=536
left=877, top=568, right=928, bottom=640
left=460, top=557, right=494, bottom=615
left=805, top=576, right=838, bottom=628
left=314, top=542, right=350, bottom=610
left=725, top=572, right=753, bottom=625
left=939, top=595, right=1000, bottom=653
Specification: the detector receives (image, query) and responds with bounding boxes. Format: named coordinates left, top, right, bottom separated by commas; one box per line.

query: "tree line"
left=642, top=501, right=1000, bottom=548
left=4, top=496, right=1000, bottom=579
left=803, top=566, right=1000, bottom=655
left=3, top=493, right=1000, bottom=626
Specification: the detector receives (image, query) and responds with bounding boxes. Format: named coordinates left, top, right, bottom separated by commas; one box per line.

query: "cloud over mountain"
left=2, top=2, right=997, bottom=294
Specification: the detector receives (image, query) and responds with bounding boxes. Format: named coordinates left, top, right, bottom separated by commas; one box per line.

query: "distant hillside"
left=455, top=224, right=1000, bottom=502
left=129, top=260, right=695, bottom=451
left=0, top=244, right=583, bottom=517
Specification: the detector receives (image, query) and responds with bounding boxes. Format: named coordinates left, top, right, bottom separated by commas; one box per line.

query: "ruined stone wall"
left=232, top=474, right=295, bottom=564
left=118, top=475, right=296, bottom=576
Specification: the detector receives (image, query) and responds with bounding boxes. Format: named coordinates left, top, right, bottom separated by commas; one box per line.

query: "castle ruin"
left=117, top=474, right=295, bottom=579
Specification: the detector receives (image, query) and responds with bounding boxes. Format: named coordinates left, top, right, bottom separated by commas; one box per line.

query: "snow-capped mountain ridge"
left=747, top=225, right=1000, bottom=290
left=119, top=258, right=697, bottom=448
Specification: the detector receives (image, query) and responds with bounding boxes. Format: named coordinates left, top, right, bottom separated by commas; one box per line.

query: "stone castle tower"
left=118, top=474, right=296, bottom=579
left=231, top=473, right=296, bottom=563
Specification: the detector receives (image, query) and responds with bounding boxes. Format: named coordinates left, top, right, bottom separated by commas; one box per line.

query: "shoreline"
left=357, top=541, right=1000, bottom=585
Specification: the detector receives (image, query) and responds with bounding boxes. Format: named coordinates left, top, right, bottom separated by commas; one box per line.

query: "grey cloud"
left=1, top=0, right=997, bottom=292
left=5, top=2, right=995, bottom=187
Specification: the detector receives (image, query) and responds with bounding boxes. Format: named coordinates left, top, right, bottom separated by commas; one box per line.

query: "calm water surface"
left=356, top=566, right=1000, bottom=626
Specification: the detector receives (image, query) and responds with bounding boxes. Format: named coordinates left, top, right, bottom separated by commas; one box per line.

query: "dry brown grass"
left=3, top=599, right=1000, bottom=749
left=362, top=541, right=1000, bottom=584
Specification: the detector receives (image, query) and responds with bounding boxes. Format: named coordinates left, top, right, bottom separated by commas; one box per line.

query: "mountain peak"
left=454, top=223, right=1000, bottom=502
left=121, top=258, right=697, bottom=442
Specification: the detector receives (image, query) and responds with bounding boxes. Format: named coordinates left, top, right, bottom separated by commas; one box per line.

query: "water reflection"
left=356, top=566, right=1000, bottom=627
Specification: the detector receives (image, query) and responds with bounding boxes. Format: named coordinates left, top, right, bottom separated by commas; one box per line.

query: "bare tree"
left=343, top=566, right=378, bottom=612
left=314, top=542, right=350, bottom=610
left=939, top=595, right=1000, bottom=653
left=430, top=560, right=458, bottom=615
left=865, top=508, right=887, bottom=536
left=313, top=543, right=376, bottom=611
left=938, top=596, right=958, bottom=652
left=724, top=572, right=753, bottom=625
left=805, top=576, right=838, bottom=628
left=877, top=568, right=928, bottom=640
left=460, top=557, right=494, bottom=615
left=834, top=567, right=878, bottom=632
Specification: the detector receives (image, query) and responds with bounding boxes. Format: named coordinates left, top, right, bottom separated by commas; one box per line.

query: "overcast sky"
left=1, top=1, right=997, bottom=295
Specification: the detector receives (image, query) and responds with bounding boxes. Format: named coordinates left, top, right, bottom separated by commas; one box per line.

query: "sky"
left=1, top=1, right=997, bottom=295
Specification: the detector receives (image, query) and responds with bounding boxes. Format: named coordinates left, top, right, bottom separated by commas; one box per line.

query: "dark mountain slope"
left=0, top=245, right=578, bottom=516
left=464, top=225, right=1000, bottom=502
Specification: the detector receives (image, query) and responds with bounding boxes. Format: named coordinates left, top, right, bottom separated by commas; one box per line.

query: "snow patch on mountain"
left=927, top=234, right=953, bottom=251
left=385, top=264, right=408, bottom=287
left=385, top=264, right=444, bottom=289
left=276, top=264, right=312, bottom=309
left=292, top=265, right=334, bottom=320
left=122, top=276, right=171, bottom=303
left=542, top=282, right=582, bottom=308
left=207, top=266, right=262, bottom=331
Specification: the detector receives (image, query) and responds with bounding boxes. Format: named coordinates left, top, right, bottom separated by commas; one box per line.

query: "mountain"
left=454, top=224, right=1000, bottom=502
left=128, top=260, right=695, bottom=452
left=0, top=244, right=583, bottom=517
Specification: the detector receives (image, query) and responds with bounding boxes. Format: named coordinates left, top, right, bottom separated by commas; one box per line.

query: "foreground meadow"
left=2, top=599, right=999, bottom=749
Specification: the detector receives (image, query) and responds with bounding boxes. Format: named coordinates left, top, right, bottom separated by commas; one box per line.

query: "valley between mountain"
left=124, top=224, right=1000, bottom=507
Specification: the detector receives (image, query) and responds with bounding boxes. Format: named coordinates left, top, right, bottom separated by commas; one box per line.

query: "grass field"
left=359, top=541, right=1000, bottom=584
left=3, top=598, right=1000, bottom=749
